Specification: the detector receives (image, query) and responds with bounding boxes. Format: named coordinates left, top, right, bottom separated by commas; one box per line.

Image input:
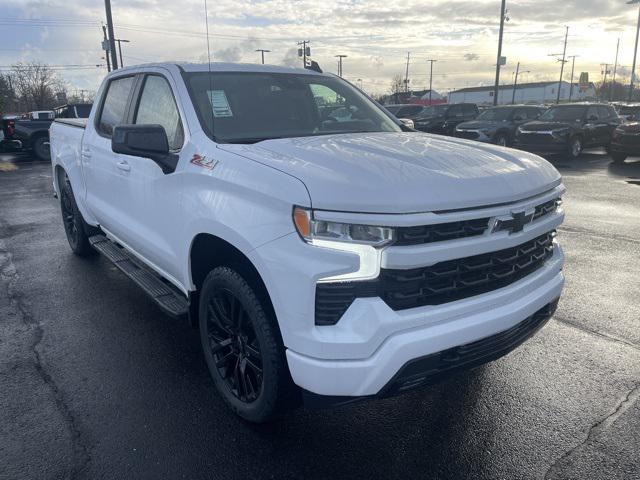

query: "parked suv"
left=455, top=105, right=544, bottom=146
left=413, top=103, right=479, bottom=135
left=50, top=63, right=565, bottom=422
left=514, top=103, right=620, bottom=158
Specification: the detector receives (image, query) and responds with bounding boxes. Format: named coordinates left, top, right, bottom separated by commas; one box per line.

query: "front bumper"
left=454, top=130, right=493, bottom=143
left=303, top=298, right=559, bottom=408
left=286, top=244, right=564, bottom=397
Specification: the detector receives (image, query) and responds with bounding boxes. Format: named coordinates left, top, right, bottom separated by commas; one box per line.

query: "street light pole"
left=427, top=59, right=437, bottom=105
left=567, top=55, right=579, bottom=101
left=115, top=38, right=129, bottom=67
left=511, top=62, right=520, bottom=104
left=629, top=0, right=640, bottom=101
left=492, top=0, right=507, bottom=106
left=255, top=49, right=270, bottom=64
left=335, top=54, right=347, bottom=77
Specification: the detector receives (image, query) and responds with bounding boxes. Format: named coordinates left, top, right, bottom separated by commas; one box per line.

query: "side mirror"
left=112, top=124, right=178, bottom=174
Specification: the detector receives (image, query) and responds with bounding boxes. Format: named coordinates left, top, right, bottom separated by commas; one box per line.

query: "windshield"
left=477, top=108, right=513, bottom=121
left=184, top=72, right=401, bottom=143
left=420, top=105, right=449, bottom=118
left=539, top=106, right=585, bottom=122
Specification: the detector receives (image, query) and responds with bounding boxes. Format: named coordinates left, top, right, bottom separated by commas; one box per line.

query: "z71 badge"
left=190, top=154, right=219, bottom=170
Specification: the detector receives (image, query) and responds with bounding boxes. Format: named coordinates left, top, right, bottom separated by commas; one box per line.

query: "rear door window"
left=134, top=75, right=184, bottom=151
left=98, top=76, right=135, bottom=136
left=586, top=106, right=600, bottom=121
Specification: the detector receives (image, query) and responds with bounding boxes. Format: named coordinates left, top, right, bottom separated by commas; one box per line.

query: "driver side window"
left=134, top=75, right=184, bottom=151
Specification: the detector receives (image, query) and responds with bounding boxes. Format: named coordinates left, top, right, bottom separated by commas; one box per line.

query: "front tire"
left=199, top=266, right=293, bottom=422
left=60, top=176, right=95, bottom=257
left=494, top=133, right=508, bottom=147
left=567, top=137, right=582, bottom=159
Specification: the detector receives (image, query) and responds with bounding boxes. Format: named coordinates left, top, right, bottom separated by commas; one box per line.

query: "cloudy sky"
left=1, top=0, right=639, bottom=96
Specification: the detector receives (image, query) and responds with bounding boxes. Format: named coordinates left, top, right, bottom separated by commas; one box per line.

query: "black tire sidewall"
left=199, top=267, right=283, bottom=422
left=494, top=133, right=508, bottom=147
left=60, top=177, right=93, bottom=256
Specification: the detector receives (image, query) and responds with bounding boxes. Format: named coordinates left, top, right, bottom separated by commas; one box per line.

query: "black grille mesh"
left=395, top=218, right=489, bottom=246
left=315, top=232, right=555, bottom=325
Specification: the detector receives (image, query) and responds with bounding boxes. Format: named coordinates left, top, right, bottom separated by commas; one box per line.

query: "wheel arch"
left=188, top=233, right=278, bottom=333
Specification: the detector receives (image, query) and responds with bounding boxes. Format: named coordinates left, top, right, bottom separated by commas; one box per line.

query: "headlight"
left=293, top=207, right=394, bottom=247
left=293, top=207, right=394, bottom=282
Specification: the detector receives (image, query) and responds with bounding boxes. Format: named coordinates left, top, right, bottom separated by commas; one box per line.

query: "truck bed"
left=54, top=118, right=87, bottom=129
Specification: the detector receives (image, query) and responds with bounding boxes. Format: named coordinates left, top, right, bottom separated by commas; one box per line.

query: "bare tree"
left=9, top=62, right=62, bottom=111
left=389, top=74, right=404, bottom=104
left=0, top=74, right=16, bottom=113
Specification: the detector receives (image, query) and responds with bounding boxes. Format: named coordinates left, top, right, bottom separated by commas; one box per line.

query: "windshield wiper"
left=224, top=135, right=293, bottom=144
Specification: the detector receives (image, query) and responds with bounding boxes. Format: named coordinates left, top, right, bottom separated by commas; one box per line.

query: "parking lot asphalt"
left=0, top=150, right=639, bottom=480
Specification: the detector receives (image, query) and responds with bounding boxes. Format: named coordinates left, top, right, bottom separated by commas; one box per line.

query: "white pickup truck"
left=50, top=62, right=565, bottom=422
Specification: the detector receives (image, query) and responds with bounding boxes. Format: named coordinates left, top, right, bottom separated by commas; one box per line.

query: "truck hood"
left=219, top=132, right=562, bottom=213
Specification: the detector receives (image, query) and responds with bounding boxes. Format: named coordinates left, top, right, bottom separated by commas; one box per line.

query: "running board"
left=89, top=235, right=188, bottom=318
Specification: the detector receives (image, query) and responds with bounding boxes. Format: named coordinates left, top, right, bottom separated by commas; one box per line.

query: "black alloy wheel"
left=205, top=287, right=264, bottom=403
left=199, top=266, right=295, bottom=422
left=60, top=176, right=94, bottom=256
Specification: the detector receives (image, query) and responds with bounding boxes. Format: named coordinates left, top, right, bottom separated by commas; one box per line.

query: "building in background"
left=448, top=81, right=597, bottom=105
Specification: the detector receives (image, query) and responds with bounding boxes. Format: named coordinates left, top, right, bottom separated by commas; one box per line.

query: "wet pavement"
left=0, top=150, right=639, bottom=480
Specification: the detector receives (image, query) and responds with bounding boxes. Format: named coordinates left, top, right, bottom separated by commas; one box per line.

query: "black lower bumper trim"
left=302, top=298, right=559, bottom=409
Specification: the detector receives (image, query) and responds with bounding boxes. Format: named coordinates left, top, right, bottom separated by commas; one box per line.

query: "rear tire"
left=566, top=137, right=582, bottom=159
left=199, top=266, right=294, bottom=422
left=60, top=176, right=95, bottom=257
left=32, top=135, right=50, bottom=161
left=610, top=152, right=627, bottom=163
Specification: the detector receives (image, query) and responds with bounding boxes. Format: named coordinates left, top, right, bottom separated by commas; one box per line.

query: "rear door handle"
left=116, top=161, right=131, bottom=172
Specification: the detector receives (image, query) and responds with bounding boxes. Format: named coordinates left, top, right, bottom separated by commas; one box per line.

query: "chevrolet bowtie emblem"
left=493, top=210, right=534, bottom=234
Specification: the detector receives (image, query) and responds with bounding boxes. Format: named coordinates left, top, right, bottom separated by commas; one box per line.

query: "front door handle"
left=116, top=161, right=131, bottom=172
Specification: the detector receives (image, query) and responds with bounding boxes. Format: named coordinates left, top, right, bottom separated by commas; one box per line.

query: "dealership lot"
left=0, top=151, right=639, bottom=479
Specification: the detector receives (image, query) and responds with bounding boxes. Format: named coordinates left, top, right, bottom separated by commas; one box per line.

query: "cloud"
left=464, top=53, right=480, bottom=61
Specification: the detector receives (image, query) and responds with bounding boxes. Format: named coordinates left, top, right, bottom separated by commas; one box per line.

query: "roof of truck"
left=113, top=62, right=326, bottom=76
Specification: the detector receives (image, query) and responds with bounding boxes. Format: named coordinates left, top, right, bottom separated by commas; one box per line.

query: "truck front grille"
left=315, top=232, right=555, bottom=325
left=395, top=218, right=489, bottom=246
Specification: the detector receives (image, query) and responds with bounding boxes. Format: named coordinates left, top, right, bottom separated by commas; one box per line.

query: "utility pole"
left=567, top=55, right=579, bottom=101
left=492, top=0, right=507, bottom=106
left=427, top=59, right=437, bottom=105
left=104, top=0, right=118, bottom=70
left=611, top=39, right=620, bottom=101
left=512, top=62, right=520, bottom=104
left=335, top=54, right=347, bottom=77
left=255, top=49, right=270, bottom=64
left=404, top=52, right=411, bottom=93
left=115, top=38, right=129, bottom=67
left=601, top=63, right=612, bottom=100
left=297, top=40, right=310, bottom=68
left=101, top=24, right=111, bottom=72
left=556, top=26, right=569, bottom=104
left=628, top=0, right=640, bottom=101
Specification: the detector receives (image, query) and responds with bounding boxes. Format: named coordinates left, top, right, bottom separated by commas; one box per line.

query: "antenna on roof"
left=203, top=0, right=215, bottom=138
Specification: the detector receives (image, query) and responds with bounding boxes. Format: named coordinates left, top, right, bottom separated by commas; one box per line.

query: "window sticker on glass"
left=208, top=90, right=233, bottom=117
